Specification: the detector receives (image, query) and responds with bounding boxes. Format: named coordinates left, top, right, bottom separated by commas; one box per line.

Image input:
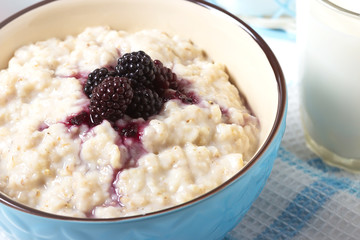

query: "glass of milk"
left=297, top=0, right=360, bottom=171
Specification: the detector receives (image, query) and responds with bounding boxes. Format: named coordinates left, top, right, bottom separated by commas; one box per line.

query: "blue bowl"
left=0, top=0, right=287, bottom=239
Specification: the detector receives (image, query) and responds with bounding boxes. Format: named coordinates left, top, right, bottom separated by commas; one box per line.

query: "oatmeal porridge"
left=0, top=26, right=260, bottom=218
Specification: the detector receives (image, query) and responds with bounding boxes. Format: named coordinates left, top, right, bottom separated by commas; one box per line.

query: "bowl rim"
left=0, top=0, right=286, bottom=222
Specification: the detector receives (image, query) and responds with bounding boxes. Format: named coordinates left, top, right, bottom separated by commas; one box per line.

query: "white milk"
left=297, top=0, right=360, bottom=171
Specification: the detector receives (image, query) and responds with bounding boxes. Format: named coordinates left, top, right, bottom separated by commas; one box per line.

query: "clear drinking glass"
left=297, top=0, right=360, bottom=172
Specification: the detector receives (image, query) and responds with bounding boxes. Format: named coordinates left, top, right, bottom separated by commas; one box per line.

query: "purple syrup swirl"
left=70, top=72, right=89, bottom=80
left=108, top=137, right=146, bottom=207
left=38, top=122, right=49, bottom=131
left=64, top=110, right=149, bottom=211
left=64, top=110, right=94, bottom=128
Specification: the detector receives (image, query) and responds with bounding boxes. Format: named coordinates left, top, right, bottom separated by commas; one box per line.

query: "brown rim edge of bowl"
left=0, top=0, right=58, bottom=30
left=0, top=0, right=287, bottom=222
left=320, top=0, right=360, bottom=17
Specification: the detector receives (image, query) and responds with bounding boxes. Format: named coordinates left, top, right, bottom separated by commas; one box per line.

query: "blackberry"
left=153, top=60, right=178, bottom=93
left=89, top=76, right=133, bottom=124
left=84, top=68, right=117, bottom=98
left=126, top=88, right=163, bottom=119
left=120, top=123, right=139, bottom=138
left=115, top=51, right=156, bottom=89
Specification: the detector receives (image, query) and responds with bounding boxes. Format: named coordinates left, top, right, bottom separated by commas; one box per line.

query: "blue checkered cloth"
left=226, top=147, right=360, bottom=239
